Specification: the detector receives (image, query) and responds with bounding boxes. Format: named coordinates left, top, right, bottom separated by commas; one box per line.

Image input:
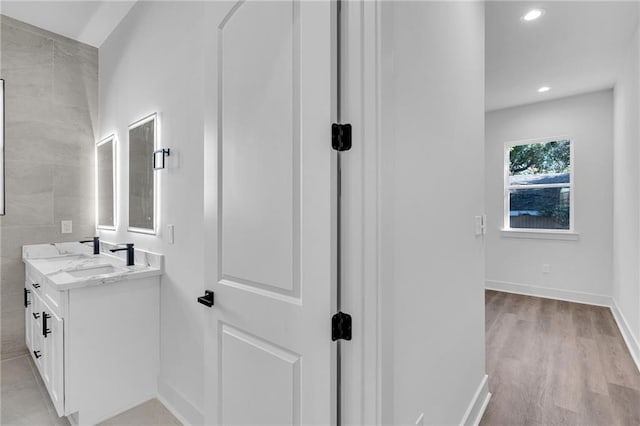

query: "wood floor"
left=481, top=290, right=640, bottom=426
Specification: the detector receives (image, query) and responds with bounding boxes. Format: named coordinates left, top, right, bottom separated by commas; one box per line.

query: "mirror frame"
left=127, top=113, right=158, bottom=235
left=0, top=79, right=5, bottom=216
left=96, top=134, right=117, bottom=230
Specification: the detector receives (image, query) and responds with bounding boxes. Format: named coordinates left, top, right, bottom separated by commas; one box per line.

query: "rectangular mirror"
left=128, top=113, right=156, bottom=233
left=96, top=135, right=116, bottom=229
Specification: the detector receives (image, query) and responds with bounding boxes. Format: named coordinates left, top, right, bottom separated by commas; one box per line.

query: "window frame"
left=503, top=136, right=575, bottom=234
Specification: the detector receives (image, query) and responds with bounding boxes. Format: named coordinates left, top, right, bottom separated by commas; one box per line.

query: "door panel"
left=219, top=0, right=299, bottom=296
left=31, top=291, right=43, bottom=370
left=42, top=309, right=64, bottom=416
left=25, top=288, right=32, bottom=351
left=205, top=1, right=334, bottom=424
left=220, top=324, right=300, bottom=425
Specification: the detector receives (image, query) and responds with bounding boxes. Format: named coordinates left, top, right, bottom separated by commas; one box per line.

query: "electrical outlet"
left=61, top=220, right=72, bottom=234
left=542, top=264, right=551, bottom=273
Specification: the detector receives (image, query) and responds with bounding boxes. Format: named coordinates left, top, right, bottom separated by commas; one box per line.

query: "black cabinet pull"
left=24, top=289, right=31, bottom=308
left=42, top=312, right=51, bottom=338
left=197, top=290, right=215, bottom=307
left=33, top=350, right=41, bottom=359
left=32, top=312, right=40, bottom=319
left=32, top=283, right=40, bottom=289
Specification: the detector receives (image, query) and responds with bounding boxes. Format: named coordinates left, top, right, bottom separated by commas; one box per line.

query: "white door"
left=203, top=1, right=334, bottom=424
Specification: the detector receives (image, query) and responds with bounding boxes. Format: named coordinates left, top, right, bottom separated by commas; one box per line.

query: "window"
left=505, top=138, right=573, bottom=231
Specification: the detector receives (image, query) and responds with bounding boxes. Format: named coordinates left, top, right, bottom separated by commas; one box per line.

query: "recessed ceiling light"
left=538, top=86, right=551, bottom=93
left=522, top=8, right=545, bottom=21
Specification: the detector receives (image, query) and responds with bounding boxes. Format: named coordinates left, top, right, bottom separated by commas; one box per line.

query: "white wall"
left=98, top=2, right=204, bottom=423
left=485, top=90, right=614, bottom=302
left=98, top=3, right=488, bottom=424
left=613, top=26, right=640, bottom=341
left=380, top=2, right=487, bottom=424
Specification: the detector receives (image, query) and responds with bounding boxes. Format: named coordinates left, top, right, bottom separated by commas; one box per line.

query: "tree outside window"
left=506, top=139, right=572, bottom=230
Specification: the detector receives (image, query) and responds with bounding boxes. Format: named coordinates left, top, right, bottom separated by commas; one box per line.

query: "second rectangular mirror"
left=96, top=135, right=116, bottom=229
left=128, top=113, right=156, bottom=233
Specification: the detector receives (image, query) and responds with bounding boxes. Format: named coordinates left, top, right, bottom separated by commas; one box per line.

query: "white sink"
left=67, top=265, right=124, bottom=278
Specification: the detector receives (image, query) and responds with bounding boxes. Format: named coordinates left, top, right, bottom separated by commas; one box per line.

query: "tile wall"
left=0, top=15, right=98, bottom=359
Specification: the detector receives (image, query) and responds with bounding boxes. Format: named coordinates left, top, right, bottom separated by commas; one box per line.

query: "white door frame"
left=339, top=0, right=382, bottom=424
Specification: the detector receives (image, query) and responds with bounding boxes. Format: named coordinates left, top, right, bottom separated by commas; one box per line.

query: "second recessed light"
left=538, top=86, right=551, bottom=93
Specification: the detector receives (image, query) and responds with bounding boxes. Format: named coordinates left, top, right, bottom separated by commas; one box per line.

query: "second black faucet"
left=110, top=243, right=135, bottom=266
left=79, top=236, right=100, bottom=255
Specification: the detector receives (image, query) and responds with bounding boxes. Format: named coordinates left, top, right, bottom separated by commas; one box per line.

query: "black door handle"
left=32, top=312, right=40, bottom=319
left=24, top=289, right=31, bottom=308
left=197, top=290, right=214, bottom=307
left=33, top=350, right=41, bottom=359
left=32, top=283, right=40, bottom=289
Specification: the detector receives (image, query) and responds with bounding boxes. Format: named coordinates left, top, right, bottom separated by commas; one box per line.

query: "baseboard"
left=610, top=299, right=640, bottom=374
left=158, top=380, right=204, bottom=426
left=485, top=280, right=612, bottom=307
left=460, top=374, right=491, bottom=426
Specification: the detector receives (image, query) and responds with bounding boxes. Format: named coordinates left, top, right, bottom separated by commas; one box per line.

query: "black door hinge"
left=332, top=123, right=352, bottom=151
left=332, top=311, right=352, bottom=341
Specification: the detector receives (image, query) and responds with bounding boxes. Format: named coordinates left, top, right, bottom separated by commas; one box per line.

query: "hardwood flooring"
left=481, top=290, right=640, bottom=426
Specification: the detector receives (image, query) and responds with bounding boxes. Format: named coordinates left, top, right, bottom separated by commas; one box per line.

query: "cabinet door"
left=42, top=307, right=64, bottom=417
left=24, top=287, right=32, bottom=351
left=30, top=292, right=44, bottom=369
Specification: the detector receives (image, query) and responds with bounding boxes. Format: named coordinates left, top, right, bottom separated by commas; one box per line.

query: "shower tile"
left=1, top=19, right=53, bottom=71
left=1, top=258, right=26, bottom=298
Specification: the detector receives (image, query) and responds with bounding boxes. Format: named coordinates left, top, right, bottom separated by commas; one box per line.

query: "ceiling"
left=486, top=1, right=640, bottom=111
left=2, top=1, right=638, bottom=105
left=0, top=1, right=136, bottom=47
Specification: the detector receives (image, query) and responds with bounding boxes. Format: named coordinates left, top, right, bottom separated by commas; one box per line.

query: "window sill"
left=500, top=229, right=579, bottom=241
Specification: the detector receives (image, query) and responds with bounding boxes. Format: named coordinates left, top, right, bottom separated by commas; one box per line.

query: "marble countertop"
left=23, top=242, right=163, bottom=291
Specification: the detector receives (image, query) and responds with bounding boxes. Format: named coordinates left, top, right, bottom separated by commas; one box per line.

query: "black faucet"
left=110, top=243, right=135, bottom=266
left=79, top=237, right=100, bottom=255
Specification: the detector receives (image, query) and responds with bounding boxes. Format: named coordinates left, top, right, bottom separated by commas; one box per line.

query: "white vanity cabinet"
left=23, top=243, right=162, bottom=426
